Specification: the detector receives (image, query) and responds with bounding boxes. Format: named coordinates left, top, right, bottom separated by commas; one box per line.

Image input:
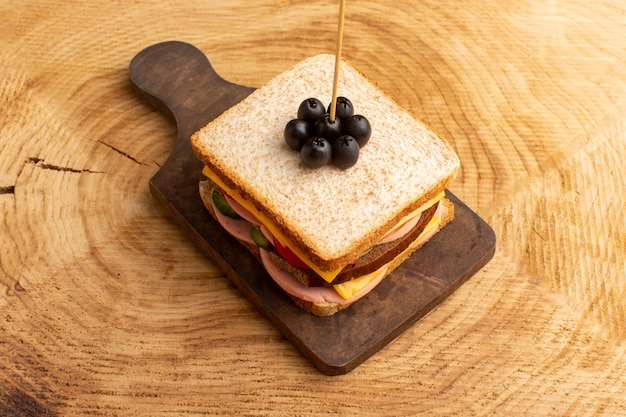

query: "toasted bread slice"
left=191, top=54, right=459, bottom=274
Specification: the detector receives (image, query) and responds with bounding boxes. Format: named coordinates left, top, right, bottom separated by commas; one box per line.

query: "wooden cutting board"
left=129, top=41, right=496, bottom=375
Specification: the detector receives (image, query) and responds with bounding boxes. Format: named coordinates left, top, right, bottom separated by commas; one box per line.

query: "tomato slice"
left=273, top=238, right=311, bottom=269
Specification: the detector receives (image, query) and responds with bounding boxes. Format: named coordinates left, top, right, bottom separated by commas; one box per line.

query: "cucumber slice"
left=250, top=225, right=273, bottom=251
left=212, top=189, right=242, bottom=219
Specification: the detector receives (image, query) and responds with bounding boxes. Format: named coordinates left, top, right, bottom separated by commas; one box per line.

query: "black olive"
left=284, top=119, right=312, bottom=151
left=297, top=98, right=326, bottom=124
left=300, top=137, right=332, bottom=168
left=314, top=114, right=342, bottom=144
left=327, top=96, right=354, bottom=121
left=342, top=115, right=371, bottom=148
left=332, top=135, right=360, bottom=169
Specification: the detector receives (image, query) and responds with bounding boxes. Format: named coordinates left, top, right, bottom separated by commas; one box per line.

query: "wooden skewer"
left=329, top=0, right=346, bottom=123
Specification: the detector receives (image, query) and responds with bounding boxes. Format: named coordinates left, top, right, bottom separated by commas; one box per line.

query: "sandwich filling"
left=202, top=165, right=444, bottom=281
left=202, top=165, right=446, bottom=301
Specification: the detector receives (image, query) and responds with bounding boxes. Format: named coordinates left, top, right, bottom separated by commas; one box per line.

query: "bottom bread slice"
left=199, top=180, right=454, bottom=316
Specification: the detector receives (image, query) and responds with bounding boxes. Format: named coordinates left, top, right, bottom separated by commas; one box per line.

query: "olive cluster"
left=284, top=97, right=371, bottom=169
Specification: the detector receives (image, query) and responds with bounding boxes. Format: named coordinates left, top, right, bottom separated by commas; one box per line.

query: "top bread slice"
left=191, top=54, right=460, bottom=272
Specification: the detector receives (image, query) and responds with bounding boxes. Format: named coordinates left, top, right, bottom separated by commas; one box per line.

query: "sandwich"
left=190, top=54, right=460, bottom=316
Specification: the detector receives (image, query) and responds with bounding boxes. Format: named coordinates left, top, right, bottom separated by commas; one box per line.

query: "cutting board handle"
left=129, top=40, right=254, bottom=139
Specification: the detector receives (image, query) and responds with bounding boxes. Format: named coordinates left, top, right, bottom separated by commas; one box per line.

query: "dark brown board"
left=129, top=41, right=496, bottom=375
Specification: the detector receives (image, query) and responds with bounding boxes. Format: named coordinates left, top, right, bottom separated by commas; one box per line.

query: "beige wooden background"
left=1, top=0, right=625, bottom=415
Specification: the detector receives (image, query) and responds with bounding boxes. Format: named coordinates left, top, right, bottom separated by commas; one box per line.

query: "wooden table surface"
left=2, top=0, right=625, bottom=415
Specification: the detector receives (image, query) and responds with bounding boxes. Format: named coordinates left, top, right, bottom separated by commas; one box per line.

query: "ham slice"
left=259, top=249, right=387, bottom=304
left=377, top=212, right=421, bottom=245
left=211, top=200, right=254, bottom=244
left=224, top=193, right=261, bottom=226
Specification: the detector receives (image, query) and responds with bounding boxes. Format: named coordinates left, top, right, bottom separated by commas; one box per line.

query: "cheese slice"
left=333, top=266, right=389, bottom=299
left=202, top=165, right=443, bottom=283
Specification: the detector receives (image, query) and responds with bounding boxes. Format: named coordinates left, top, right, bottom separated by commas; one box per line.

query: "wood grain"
left=1, top=0, right=625, bottom=415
